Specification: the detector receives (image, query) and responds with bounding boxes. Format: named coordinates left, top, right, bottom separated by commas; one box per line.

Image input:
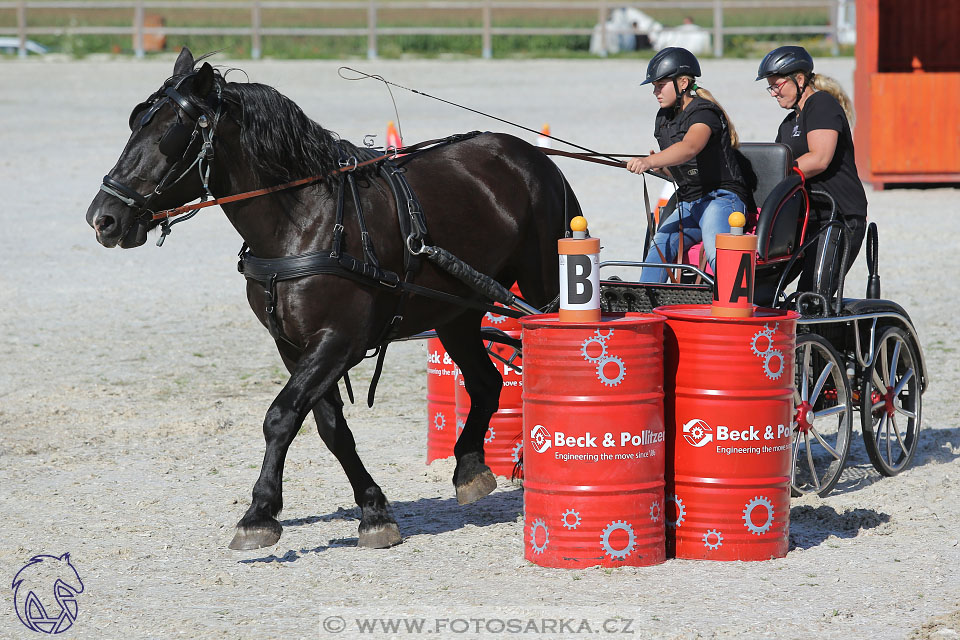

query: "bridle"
left=99, top=73, right=222, bottom=245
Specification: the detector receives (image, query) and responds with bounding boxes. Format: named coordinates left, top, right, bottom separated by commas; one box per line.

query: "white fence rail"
left=0, top=0, right=848, bottom=59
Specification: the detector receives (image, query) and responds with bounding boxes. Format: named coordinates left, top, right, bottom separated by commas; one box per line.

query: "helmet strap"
left=791, top=72, right=813, bottom=111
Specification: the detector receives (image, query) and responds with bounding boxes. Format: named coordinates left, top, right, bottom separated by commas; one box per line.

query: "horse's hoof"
left=228, top=524, right=282, bottom=550
left=456, top=469, right=497, bottom=505
left=358, top=523, right=402, bottom=549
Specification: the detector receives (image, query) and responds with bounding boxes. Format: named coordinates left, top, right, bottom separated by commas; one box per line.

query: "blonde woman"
left=627, top=47, right=751, bottom=283
left=757, top=45, right=867, bottom=295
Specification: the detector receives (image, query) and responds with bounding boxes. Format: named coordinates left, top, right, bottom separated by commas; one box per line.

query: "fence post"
left=251, top=0, right=262, bottom=59
left=712, top=0, right=722, bottom=58
left=597, top=0, right=607, bottom=58
left=367, top=0, right=377, bottom=60
left=16, top=0, right=26, bottom=58
left=134, top=0, right=144, bottom=58
left=830, top=0, right=839, bottom=56
left=482, top=0, right=491, bottom=59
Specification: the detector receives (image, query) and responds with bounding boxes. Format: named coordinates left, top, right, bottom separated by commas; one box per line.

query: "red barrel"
left=520, top=313, right=666, bottom=568
left=455, top=330, right=524, bottom=478
left=426, top=337, right=459, bottom=464
left=654, top=305, right=798, bottom=561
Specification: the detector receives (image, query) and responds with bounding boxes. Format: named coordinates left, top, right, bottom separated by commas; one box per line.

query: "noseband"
left=99, top=74, right=222, bottom=245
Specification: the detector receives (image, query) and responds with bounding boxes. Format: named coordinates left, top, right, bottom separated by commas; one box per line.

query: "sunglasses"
left=766, top=78, right=790, bottom=95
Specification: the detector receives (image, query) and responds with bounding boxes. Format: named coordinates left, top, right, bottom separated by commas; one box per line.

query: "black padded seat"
left=737, top=142, right=794, bottom=210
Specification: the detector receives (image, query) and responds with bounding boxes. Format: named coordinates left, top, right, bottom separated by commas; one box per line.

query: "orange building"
left=854, top=0, right=960, bottom=189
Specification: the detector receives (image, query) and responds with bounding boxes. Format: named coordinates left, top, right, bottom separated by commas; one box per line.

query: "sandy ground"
left=1, top=56, right=959, bottom=639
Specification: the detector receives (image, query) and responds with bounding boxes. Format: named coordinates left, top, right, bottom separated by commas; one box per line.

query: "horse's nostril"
left=95, top=214, right=118, bottom=236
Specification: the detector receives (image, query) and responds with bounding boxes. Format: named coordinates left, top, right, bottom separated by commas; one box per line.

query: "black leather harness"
left=237, top=134, right=528, bottom=404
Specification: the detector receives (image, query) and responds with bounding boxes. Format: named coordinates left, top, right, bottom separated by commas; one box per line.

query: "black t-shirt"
left=776, top=90, right=867, bottom=218
left=654, top=97, right=750, bottom=205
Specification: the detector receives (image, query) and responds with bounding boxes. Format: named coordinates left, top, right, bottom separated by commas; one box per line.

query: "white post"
left=251, top=0, right=262, bottom=59
left=597, top=0, right=607, bottom=58
left=17, top=0, right=26, bottom=59
left=830, top=0, right=840, bottom=55
left=134, top=0, right=144, bottom=59
left=482, top=0, right=491, bottom=59
left=367, top=0, right=377, bottom=60
left=712, top=0, right=722, bottom=58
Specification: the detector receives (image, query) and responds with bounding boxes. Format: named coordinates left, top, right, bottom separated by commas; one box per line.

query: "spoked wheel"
left=791, top=334, right=853, bottom=497
left=861, top=326, right=922, bottom=476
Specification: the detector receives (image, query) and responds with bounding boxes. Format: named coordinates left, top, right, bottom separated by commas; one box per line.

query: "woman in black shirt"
left=628, top=47, right=751, bottom=283
left=757, top=45, right=867, bottom=299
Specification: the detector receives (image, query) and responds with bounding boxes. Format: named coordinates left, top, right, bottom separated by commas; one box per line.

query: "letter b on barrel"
left=558, top=236, right=601, bottom=322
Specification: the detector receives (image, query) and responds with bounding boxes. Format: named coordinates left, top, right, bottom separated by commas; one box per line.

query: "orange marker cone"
left=537, top=123, right=551, bottom=148
left=654, top=181, right=675, bottom=225
left=386, top=121, right=403, bottom=155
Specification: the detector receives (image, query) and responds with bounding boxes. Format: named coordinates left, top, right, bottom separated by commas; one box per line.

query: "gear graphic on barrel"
left=530, top=518, right=549, bottom=554
left=533, top=428, right=549, bottom=450
left=434, top=412, right=446, bottom=431
left=600, top=521, right=636, bottom=560
left=750, top=325, right=777, bottom=357
left=580, top=334, right=609, bottom=363
left=484, top=426, right=495, bottom=443
left=596, top=355, right=626, bottom=386
left=649, top=500, right=662, bottom=523
left=561, top=509, right=582, bottom=530
left=666, top=494, right=686, bottom=528
left=484, top=311, right=507, bottom=325
left=703, top=529, right=723, bottom=550
left=511, top=441, right=523, bottom=463
left=743, top=496, right=775, bottom=535
left=763, top=349, right=785, bottom=380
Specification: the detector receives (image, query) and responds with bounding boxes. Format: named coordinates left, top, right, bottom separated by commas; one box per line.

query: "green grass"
left=0, top=1, right=845, bottom=59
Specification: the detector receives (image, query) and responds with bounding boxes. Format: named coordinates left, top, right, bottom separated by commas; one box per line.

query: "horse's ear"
left=173, top=47, right=195, bottom=76
left=194, top=62, right=215, bottom=97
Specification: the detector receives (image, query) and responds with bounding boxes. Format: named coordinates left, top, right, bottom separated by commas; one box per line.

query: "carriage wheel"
left=861, top=326, right=922, bottom=476
left=791, top=334, right=853, bottom=497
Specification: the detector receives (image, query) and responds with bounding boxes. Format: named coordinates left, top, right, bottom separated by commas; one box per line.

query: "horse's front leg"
left=228, top=336, right=354, bottom=551
left=311, top=385, right=401, bottom=548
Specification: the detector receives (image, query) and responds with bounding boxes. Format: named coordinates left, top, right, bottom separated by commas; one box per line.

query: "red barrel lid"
left=653, top=304, right=799, bottom=324
left=520, top=311, right=665, bottom=330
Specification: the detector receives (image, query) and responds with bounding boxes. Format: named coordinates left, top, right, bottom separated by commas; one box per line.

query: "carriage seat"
left=680, top=142, right=800, bottom=271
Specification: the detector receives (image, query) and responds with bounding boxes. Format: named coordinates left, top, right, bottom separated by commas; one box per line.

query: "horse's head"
left=86, top=47, right=221, bottom=248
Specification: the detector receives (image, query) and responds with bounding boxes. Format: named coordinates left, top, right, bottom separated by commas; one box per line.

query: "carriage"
left=593, top=142, right=927, bottom=497
left=87, top=52, right=926, bottom=550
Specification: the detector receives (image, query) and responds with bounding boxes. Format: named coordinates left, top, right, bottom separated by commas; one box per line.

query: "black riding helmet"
left=756, top=45, right=815, bottom=109
left=641, top=47, right=701, bottom=110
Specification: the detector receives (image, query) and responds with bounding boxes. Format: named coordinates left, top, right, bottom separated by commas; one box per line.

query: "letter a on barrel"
left=712, top=233, right=757, bottom=317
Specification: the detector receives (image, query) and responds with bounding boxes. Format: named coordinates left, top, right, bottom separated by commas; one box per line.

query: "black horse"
left=85, top=48, right=579, bottom=550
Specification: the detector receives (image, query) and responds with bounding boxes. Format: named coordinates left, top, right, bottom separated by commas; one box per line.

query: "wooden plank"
left=870, top=73, right=960, bottom=175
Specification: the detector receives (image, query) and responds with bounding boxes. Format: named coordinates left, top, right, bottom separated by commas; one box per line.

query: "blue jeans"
left=641, top=189, right=747, bottom=283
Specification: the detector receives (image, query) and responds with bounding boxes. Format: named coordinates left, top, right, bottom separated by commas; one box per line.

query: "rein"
left=149, top=146, right=641, bottom=223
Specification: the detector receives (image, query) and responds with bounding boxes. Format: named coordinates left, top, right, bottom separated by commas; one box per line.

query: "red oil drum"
left=654, top=305, right=799, bottom=561
left=520, top=313, right=666, bottom=568
left=455, top=330, right=524, bottom=478
left=426, top=337, right=459, bottom=464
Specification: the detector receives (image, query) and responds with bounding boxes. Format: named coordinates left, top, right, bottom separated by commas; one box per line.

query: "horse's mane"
left=217, top=75, right=377, bottom=187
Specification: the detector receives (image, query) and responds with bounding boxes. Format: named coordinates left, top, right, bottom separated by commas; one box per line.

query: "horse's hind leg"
left=436, top=315, right=501, bottom=505
left=312, top=386, right=401, bottom=548
left=229, top=336, right=357, bottom=551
